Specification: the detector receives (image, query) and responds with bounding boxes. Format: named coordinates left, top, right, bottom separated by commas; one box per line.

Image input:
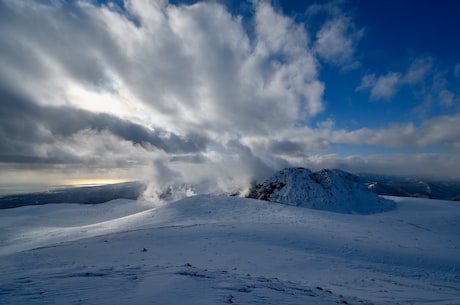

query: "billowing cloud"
left=0, top=0, right=459, bottom=195
left=0, top=87, right=207, bottom=166
left=0, top=0, right=326, bottom=134
left=0, top=0, right=329, bottom=194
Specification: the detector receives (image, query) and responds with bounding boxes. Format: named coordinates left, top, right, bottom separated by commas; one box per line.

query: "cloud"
left=403, top=57, right=433, bottom=85
left=357, top=56, right=458, bottom=108
left=314, top=17, right=363, bottom=68
left=1, top=0, right=325, bottom=133
left=1, top=0, right=458, bottom=195
left=438, top=90, right=455, bottom=107
left=309, top=1, right=363, bottom=69
left=415, top=114, right=460, bottom=148
left=411, top=66, right=458, bottom=115
left=357, top=58, right=433, bottom=102
left=454, top=62, right=460, bottom=77
left=356, top=72, right=402, bottom=101
left=305, top=153, right=460, bottom=179
left=0, top=87, right=207, bottom=167
left=0, top=0, right=331, bottom=195
left=331, top=113, right=460, bottom=150
left=356, top=58, right=431, bottom=101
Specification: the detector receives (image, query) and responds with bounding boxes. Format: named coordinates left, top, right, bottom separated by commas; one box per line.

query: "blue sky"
left=0, top=0, right=459, bottom=192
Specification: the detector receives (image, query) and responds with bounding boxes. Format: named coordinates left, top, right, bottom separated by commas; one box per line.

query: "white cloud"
left=357, top=72, right=402, bottom=101
left=357, top=56, right=458, bottom=107
left=18, top=0, right=320, bottom=136
left=1, top=0, right=459, bottom=188
left=314, top=17, right=362, bottom=68
left=0, top=0, right=329, bottom=189
left=331, top=123, right=414, bottom=147
left=331, top=113, right=460, bottom=150
left=310, top=2, right=363, bottom=69
left=403, top=57, right=432, bottom=85
left=438, top=89, right=455, bottom=107
left=416, top=114, right=460, bottom=148
left=371, top=72, right=402, bottom=100
left=305, top=153, right=460, bottom=179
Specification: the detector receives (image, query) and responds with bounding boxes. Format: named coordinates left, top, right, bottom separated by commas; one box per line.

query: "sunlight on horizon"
left=61, top=178, right=133, bottom=187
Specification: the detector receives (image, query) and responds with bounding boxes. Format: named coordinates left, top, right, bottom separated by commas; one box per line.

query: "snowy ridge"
left=249, top=168, right=395, bottom=214
left=1, top=195, right=460, bottom=304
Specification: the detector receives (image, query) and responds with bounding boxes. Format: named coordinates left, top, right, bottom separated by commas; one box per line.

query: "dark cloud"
left=269, top=140, right=305, bottom=155
left=0, top=2, right=111, bottom=93
left=0, top=87, right=208, bottom=166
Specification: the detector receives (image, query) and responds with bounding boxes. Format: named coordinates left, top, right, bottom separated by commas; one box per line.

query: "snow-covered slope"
left=1, top=195, right=459, bottom=305
left=249, top=168, right=395, bottom=214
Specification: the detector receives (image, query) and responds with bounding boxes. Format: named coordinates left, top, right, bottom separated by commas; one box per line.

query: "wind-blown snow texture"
left=0, top=169, right=459, bottom=305
left=249, top=168, right=395, bottom=214
left=1, top=195, right=460, bottom=305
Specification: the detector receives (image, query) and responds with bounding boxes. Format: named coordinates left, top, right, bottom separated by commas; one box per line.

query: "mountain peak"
left=248, top=168, right=395, bottom=214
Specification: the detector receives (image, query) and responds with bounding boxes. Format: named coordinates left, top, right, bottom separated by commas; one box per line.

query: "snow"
left=250, top=168, right=395, bottom=214
left=1, top=195, right=459, bottom=304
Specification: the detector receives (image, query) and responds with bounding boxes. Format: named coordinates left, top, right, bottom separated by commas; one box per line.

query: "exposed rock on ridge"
left=248, top=168, right=395, bottom=214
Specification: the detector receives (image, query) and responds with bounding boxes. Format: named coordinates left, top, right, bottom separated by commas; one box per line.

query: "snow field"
left=0, top=195, right=459, bottom=304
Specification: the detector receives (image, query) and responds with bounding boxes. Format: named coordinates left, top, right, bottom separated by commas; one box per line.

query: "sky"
left=0, top=0, right=459, bottom=194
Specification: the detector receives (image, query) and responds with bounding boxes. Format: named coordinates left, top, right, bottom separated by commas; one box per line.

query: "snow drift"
left=1, top=195, right=459, bottom=305
left=248, top=168, right=395, bottom=214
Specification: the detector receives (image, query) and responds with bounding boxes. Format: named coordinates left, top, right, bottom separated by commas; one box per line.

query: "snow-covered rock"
left=248, top=168, right=395, bottom=214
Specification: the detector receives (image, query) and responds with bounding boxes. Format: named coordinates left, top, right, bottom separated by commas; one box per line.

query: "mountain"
left=358, top=174, right=460, bottom=201
left=0, top=182, right=145, bottom=209
left=3, top=169, right=458, bottom=211
left=248, top=168, right=395, bottom=214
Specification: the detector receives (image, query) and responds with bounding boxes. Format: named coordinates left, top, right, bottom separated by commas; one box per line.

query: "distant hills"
left=1, top=169, right=459, bottom=209
left=0, top=182, right=144, bottom=209
left=357, top=174, right=460, bottom=201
